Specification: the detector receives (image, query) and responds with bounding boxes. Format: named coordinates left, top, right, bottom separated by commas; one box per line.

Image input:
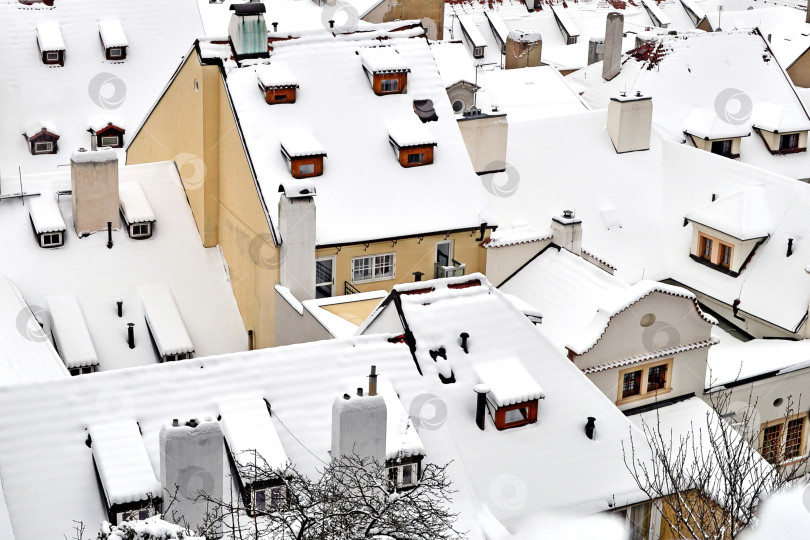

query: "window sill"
left=351, top=276, right=395, bottom=286
left=617, top=387, right=673, bottom=407
left=688, top=254, right=740, bottom=277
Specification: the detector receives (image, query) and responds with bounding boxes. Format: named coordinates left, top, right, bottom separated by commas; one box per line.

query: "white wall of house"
left=485, top=241, right=548, bottom=286
left=274, top=288, right=333, bottom=346
left=693, top=291, right=799, bottom=340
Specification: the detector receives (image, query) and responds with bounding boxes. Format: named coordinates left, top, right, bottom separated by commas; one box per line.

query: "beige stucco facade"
left=689, top=136, right=742, bottom=156
left=787, top=48, right=810, bottom=88
left=688, top=224, right=763, bottom=274
left=362, top=0, right=444, bottom=40
left=757, top=128, right=808, bottom=153
left=457, top=114, right=509, bottom=174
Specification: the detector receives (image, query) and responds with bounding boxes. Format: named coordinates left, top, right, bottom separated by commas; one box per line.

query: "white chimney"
left=278, top=184, right=316, bottom=301
left=331, top=377, right=387, bottom=463
left=70, top=147, right=119, bottom=237
left=160, top=417, right=224, bottom=532
left=607, top=91, right=652, bottom=153
left=551, top=210, right=582, bottom=255
left=602, top=12, right=624, bottom=81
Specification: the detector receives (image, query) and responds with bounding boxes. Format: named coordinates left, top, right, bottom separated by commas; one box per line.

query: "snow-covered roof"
left=550, top=5, right=580, bottom=38
left=0, top=0, right=203, bottom=178
left=484, top=11, right=509, bottom=46
left=98, top=20, right=128, bottom=48
left=47, top=294, right=98, bottom=369
left=485, top=223, right=553, bottom=248
left=641, top=0, right=671, bottom=27
left=685, top=187, right=774, bottom=241
left=377, top=378, right=425, bottom=460
left=256, top=62, right=299, bottom=88
left=0, top=161, right=246, bottom=373
left=28, top=193, right=66, bottom=234
left=358, top=46, right=411, bottom=74
left=219, top=397, right=289, bottom=476
left=0, top=273, right=68, bottom=386
left=475, top=358, right=545, bottom=407
left=23, top=122, right=59, bottom=139
left=119, top=182, right=156, bottom=224
left=89, top=420, right=162, bottom=506
left=388, top=118, right=437, bottom=148
left=429, top=41, right=477, bottom=88
left=683, top=108, right=751, bottom=140
left=139, top=284, right=195, bottom=356
left=707, top=338, right=810, bottom=388
left=219, top=28, right=490, bottom=246
left=36, top=21, right=65, bottom=51
left=568, top=29, right=810, bottom=180
left=679, top=0, right=706, bottom=20
left=279, top=130, right=327, bottom=158
left=458, top=14, right=487, bottom=48
left=477, top=66, right=588, bottom=120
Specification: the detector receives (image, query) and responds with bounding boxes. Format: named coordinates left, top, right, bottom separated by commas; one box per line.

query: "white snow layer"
left=139, top=284, right=194, bottom=356
left=47, top=294, right=99, bottom=369
left=36, top=21, right=65, bottom=51
left=256, top=62, right=299, bottom=88
left=98, top=20, right=128, bottom=48
left=28, top=194, right=67, bottom=234
left=119, top=182, right=156, bottom=224
left=475, top=358, right=545, bottom=407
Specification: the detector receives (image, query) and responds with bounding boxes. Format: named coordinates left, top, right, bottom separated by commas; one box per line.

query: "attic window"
left=683, top=109, right=748, bottom=159
left=387, top=462, right=420, bottom=491
left=457, top=15, right=487, bottom=59
left=119, top=183, right=156, bottom=240
left=475, top=359, right=544, bottom=431
left=29, top=195, right=66, bottom=248
left=254, top=486, right=286, bottom=512
left=617, top=359, right=672, bottom=405
left=25, top=126, right=60, bottom=155
left=358, top=47, right=411, bottom=96
left=69, top=365, right=96, bottom=376
left=752, top=107, right=810, bottom=155
left=90, top=123, right=125, bottom=149
left=36, top=22, right=65, bottom=66
left=388, top=121, right=437, bottom=168
left=256, top=63, right=299, bottom=105
left=280, top=132, right=327, bottom=179
left=99, top=21, right=128, bottom=61
left=710, top=140, right=733, bottom=157
left=780, top=133, right=799, bottom=151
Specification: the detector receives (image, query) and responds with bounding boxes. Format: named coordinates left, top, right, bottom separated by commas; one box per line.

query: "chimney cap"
left=474, top=383, right=491, bottom=394
left=230, top=3, right=267, bottom=15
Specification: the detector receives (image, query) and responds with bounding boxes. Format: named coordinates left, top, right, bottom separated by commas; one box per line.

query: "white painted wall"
left=279, top=195, right=316, bottom=301
left=275, top=288, right=334, bottom=346
left=331, top=393, right=387, bottom=463
left=485, top=241, right=549, bottom=286
left=607, top=96, right=652, bottom=153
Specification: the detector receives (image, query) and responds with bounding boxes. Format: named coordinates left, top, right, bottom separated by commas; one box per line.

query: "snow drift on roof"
left=256, top=62, right=299, bottom=88
left=683, top=108, right=751, bottom=140
left=685, top=187, right=774, bottom=241
left=28, top=194, right=66, bottom=234
left=47, top=294, right=98, bottom=369
left=139, top=284, right=194, bottom=356
left=388, top=117, right=437, bottom=147
left=475, top=358, right=545, bottom=407
left=36, top=21, right=65, bottom=51
left=751, top=102, right=810, bottom=133
left=119, top=182, right=156, bottom=224
left=98, top=20, right=128, bottom=48
left=458, top=14, right=487, bottom=48
left=89, top=421, right=161, bottom=506
left=70, top=147, right=118, bottom=163
left=219, top=397, right=289, bottom=477
left=378, top=378, right=425, bottom=459
left=358, top=46, right=411, bottom=73
left=280, top=130, right=327, bottom=158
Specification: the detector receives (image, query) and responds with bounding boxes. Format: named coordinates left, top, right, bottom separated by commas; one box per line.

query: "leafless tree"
left=194, top=451, right=465, bottom=540
left=623, top=388, right=809, bottom=539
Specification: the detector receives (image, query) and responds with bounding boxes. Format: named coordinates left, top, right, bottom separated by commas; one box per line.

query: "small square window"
left=406, top=153, right=425, bottom=164
left=41, top=232, right=62, bottom=247
left=131, top=223, right=151, bottom=238
left=711, top=140, right=732, bottom=157
left=46, top=51, right=60, bottom=62
left=780, top=133, right=800, bottom=151
left=109, top=48, right=122, bottom=58
left=622, top=370, right=642, bottom=399
left=100, top=136, right=120, bottom=148
left=274, top=94, right=287, bottom=101
left=473, top=46, right=484, bottom=58
left=380, top=79, right=399, bottom=92
left=504, top=407, right=528, bottom=425
left=69, top=368, right=80, bottom=376
left=34, top=141, right=54, bottom=154
left=299, top=163, right=315, bottom=175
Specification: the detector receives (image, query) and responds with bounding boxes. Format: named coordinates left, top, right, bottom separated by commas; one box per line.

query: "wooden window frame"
left=696, top=232, right=734, bottom=270
left=616, top=358, right=674, bottom=405
left=779, top=133, right=800, bottom=151
left=710, top=139, right=733, bottom=157
left=759, top=412, right=809, bottom=465
left=351, top=252, right=396, bottom=284
left=493, top=399, right=539, bottom=430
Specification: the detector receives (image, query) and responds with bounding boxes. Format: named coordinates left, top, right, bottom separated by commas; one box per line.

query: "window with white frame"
left=473, top=46, right=484, bottom=58
left=162, top=352, right=189, bottom=363
left=351, top=253, right=395, bottom=284
left=387, top=463, right=418, bottom=490
left=616, top=501, right=661, bottom=540
left=109, top=48, right=123, bottom=58
left=34, top=141, right=53, bottom=154
left=130, top=223, right=151, bottom=238
left=40, top=232, right=62, bottom=247
left=117, top=505, right=154, bottom=523
left=46, top=51, right=60, bottom=62
left=100, top=136, right=120, bottom=148
left=69, top=365, right=96, bottom=376
left=254, top=486, right=286, bottom=512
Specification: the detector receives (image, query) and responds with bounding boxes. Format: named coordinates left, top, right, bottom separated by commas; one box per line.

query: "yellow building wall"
left=363, top=0, right=444, bottom=40
left=317, top=229, right=488, bottom=295
left=321, top=298, right=386, bottom=326
left=788, top=50, right=810, bottom=88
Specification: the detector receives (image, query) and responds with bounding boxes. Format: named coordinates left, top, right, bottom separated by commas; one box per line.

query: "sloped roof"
left=0, top=0, right=203, bottom=178
left=683, top=108, right=751, bottom=140
left=685, top=187, right=775, bottom=241
left=221, top=29, right=491, bottom=246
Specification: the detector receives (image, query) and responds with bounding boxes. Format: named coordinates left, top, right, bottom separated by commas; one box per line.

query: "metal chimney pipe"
left=172, top=418, right=179, bottom=427
left=116, top=299, right=123, bottom=317
left=412, top=271, right=424, bottom=282
left=368, top=365, right=378, bottom=396
left=127, top=322, right=135, bottom=349
left=585, top=417, right=596, bottom=440
left=329, top=19, right=335, bottom=28
left=460, top=332, right=469, bottom=354
left=474, top=384, right=490, bottom=430
left=248, top=329, right=255, bottom=350
left=787, top=238, right=794, bottom=257
left=272, top=21, right=278, bottom=31
left=106, top=221, right=113, bottom=249
left=357, top=387, right=363, bottom=397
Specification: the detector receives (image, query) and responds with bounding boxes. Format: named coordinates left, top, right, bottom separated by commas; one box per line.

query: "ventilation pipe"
left=412, top=271, right=424, bottom=282
left=368, top=365, right=378, bottom=396
left=585, top=417, right=596, bottom=439
left=460, top=332, right=469, bottom=354
left=127, top=322, right=135, bottom=349
left=787, top=238, right=794, bottom=257
left=474, top=384, right=490, bottom=430
left=116, top=299, right=123, bottom=317
left=106, top=221, right=113, bottom=249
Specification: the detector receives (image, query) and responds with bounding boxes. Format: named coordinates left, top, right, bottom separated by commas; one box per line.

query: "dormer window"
left=685, top=188, right=771, bottom=276
left=90, top=122, right=125, bottom=149
left=683, top=108, right=749, bottom=159
left=24, top=124, right=59, bottom=155
left=99, top=21, right=128, bottom=61
left=256, top=62, right=298, bottom=104
left=457, top=15, right=487, bottom=59
left=29, top=194, right=66, bottom=248
left=119, top=182, right=156, bottom=240
left=280, top=132, right=326, bottom=179
left=752, top=105, right=810, bottom=155
left=358, top=47, right=411, bottom=96
left=388, top=120, right=437, bottom=168
left=475, top=359, right=544, bottom=431
left=36, top=22, right=65, bottom=66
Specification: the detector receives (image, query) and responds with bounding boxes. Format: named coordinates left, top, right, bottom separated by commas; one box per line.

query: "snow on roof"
left=458, top=14, right=487, bottom=48
left=358, top=46, right=411, bottom=74
left=28, top=193, right=66, bottom=234
left=301, top=290, right=387, bottom=339
left=567, top=29, right=810, bottom=180
left=219, top=397, right=289, bottom=477
left=0, top=0, right=203, bottom=178
left=47, top=294, right=98, bottom=369
left=139, top=284, right=194, bottom=356
left=119, top=182, right=156, bottom=224
left=0, top=162, right=246, bottom=372
left=679, top=0, right=706, bottom=20
left=0, top=273, right=68, bottom=386
left=683, top=108, right=751, bottom=140
left=741, top=484, right=810, bottom=539
left=707, top=338, right=810, bottom=388
left=484, top=223, right=553, bottom=248
left=550, top=5, right=580, bottom=38
left=89, top=420, right=161, bottom=506
left=475, top=358, right=545, bottom=407
left=98, top=20, right=128, bottom=48
left=377, top=378, right=425, bottom=459
left=36, top=21, right=65, bottom=51
left=24, top=121, right=59, bottom=139
left=641, top=0, right=671, bottom=27
left=71, top=146, right=118, bottom=163
left=484, top=11, right=509, bottom=45
left=751, top=102, right=810, bottom=133
left=256, top=62, right=299, bottom=88
left=279, top=130, right=327, bottom=158
left=685, top=187, right=774, bottom=241
left=222, top=29, right=490, bottom=245
left=429, top=41, right=477, bottom=88
left=388, top=117, right=437, bottom=148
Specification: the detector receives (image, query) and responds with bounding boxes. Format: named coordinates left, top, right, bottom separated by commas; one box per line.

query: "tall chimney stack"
left=607, top=91, right=653, bottom=153
left=550, top=210, right=582, bottom=255
left=278, top=186, right=317, bottom=301
left=70, top=148, right=119, bottom=237
left=602, top=12, right=624, bottom=81
left=332, top=387, right=387, bottom=462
